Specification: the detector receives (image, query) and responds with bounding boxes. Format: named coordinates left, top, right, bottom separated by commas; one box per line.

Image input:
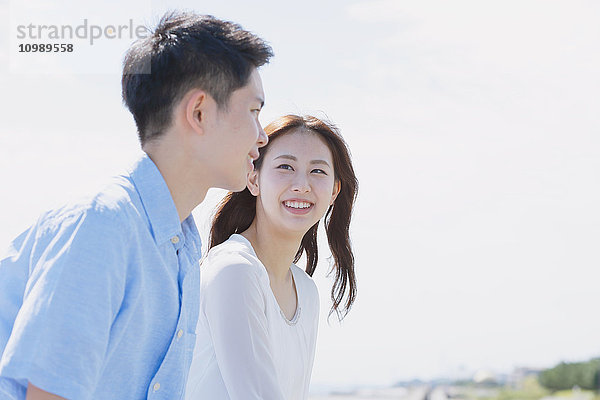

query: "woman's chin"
left=279, top=219, right=319, bottom=237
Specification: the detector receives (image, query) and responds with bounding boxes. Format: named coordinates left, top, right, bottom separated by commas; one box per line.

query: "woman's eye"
left=312, top=168, right=327, bottom=175
left=277, top=164, right=294, bottom=171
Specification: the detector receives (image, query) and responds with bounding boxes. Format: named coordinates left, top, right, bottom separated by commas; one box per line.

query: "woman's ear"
left=247, top=169, right=260, bottom=196
left=330, top=180, right=341, bottom=205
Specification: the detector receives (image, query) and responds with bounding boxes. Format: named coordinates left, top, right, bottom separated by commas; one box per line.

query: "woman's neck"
left=241, top=220, right=302, bottom=284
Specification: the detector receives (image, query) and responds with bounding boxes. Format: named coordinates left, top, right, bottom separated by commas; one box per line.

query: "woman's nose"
left=291, top=174, right=310, bottom=193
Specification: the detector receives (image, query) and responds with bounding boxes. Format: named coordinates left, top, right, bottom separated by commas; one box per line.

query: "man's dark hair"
left=122, top=11, right=273, bottom=144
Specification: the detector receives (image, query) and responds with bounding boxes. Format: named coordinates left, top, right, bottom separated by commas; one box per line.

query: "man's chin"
left=214, top=179, right=245, bottom=193
left=229, top=178, right=248, bottom=193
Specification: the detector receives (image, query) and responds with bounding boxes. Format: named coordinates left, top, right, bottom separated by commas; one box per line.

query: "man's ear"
left=330, top=180, right=341, bottom=206
left=184, top=89, right=209, bottom=135
left=247, top=169, right=260, bottom=197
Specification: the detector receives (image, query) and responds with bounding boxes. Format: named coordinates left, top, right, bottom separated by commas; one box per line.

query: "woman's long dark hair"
left=210, top=115, right=358, bottom=320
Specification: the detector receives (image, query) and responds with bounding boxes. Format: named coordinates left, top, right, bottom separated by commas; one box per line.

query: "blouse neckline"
left=230, top=234, right=302, bottom=325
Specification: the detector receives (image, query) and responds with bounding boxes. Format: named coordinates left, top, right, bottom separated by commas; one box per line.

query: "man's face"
left=207, top=68, right=268, bottom=191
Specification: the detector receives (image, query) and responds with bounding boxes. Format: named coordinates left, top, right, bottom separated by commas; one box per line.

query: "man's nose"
left=257, top=125, right=268, bottom=147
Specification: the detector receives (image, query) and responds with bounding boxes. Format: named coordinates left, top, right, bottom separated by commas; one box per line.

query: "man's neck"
left=143, top=140, right=209, bottom=223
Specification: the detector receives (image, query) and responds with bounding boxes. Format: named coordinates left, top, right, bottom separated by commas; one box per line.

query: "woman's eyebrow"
left=274, top=154, right=330, bottom=167
left=310, top=160, right=330, bottom=167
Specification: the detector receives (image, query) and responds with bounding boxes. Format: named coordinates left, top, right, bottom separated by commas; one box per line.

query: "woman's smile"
left=282, top=199, right=315, bottom=215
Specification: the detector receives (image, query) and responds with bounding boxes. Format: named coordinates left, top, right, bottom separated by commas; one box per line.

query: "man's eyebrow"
left=273, top=154, right=331, bottom=167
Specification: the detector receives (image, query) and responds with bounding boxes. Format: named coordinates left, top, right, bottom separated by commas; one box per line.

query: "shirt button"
left=153, top=382, right=160, bottom=391
left=170, top=236, right=180, bottom=244
left=177, top=329, right=184, bottom=339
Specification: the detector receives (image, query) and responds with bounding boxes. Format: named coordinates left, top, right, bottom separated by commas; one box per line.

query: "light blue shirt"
left=0, top=153, right=201, bottom=400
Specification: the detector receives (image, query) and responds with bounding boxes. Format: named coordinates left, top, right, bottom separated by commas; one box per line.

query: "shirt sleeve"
left=0, top=207, right=127, bottom=400
left=201, top=256, right=285, bottom=400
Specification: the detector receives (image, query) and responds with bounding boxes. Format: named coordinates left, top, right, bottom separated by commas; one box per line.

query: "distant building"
left=473, top=370, right=498, bottom=386
left=507, top=367, right=543, bottom=389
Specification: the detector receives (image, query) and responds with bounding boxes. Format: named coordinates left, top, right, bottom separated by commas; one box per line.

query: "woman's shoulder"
left=201, top=234, right=265, bottom=283
left=291, top=264, right=319, bottom=302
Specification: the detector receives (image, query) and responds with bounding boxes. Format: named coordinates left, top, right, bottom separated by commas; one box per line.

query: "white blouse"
left=185, top=234, right=320, bottom=400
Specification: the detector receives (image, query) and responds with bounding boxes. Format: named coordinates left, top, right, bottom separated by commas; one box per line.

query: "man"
left=0, top=11, right=272, bottom=400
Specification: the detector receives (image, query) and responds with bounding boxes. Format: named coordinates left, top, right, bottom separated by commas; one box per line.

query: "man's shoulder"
left=36, top=175, right=142, bottom=236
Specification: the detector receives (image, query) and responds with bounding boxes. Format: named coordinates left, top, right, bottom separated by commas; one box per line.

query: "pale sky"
left=1, top=0, right=599, bottom=390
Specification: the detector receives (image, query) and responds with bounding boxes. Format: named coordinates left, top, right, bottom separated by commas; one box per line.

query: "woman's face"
left=249, top=129, right=340, bottom=237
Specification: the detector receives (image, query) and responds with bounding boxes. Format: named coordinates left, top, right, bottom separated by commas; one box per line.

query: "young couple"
left=0, top=11, right=357, bottom=400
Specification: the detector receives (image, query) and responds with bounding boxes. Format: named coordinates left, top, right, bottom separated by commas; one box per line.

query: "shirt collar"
left=182, top=214, right=202, bottom=260
left=129, top=152, right=183, bottom=246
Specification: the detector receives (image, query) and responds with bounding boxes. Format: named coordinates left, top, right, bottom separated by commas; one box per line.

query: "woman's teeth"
left=284, top=201, right=312, bottom=209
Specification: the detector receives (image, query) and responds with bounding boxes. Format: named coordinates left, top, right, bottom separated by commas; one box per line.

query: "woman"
left=185, top=115, right=358, bottom=399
